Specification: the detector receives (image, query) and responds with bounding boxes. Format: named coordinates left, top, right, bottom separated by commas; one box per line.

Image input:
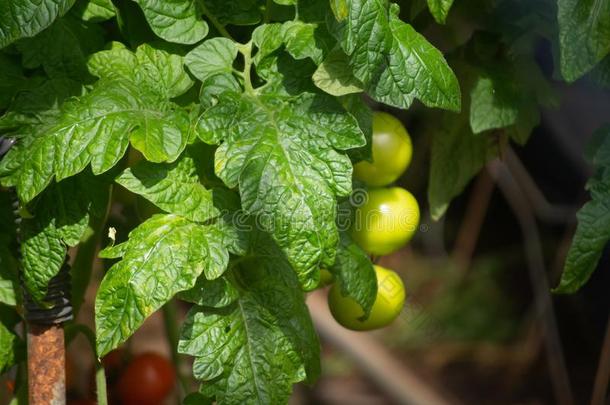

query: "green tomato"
left=317, top=268, right=335, bottom=288
left=328, top=265, right=405, bottom=331
left=353, top=112, right=412, bottom=187
left=351, top=187, right=420, bottom=256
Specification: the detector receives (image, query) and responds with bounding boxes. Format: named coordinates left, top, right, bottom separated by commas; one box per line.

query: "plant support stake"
left=0, top=136, right=74, bottom=405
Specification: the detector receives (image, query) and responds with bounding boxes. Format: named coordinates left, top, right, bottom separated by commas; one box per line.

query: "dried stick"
left=451, top=170, right=495, bottom=270
left=487, top=160, right=575, bottom=405
left=591, top=316, right=610, bottom=405
left=307, top=291, right=455, bottom=405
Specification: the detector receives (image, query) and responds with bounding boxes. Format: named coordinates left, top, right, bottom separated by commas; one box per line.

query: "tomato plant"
left=0, top=0, right=609, bottom=404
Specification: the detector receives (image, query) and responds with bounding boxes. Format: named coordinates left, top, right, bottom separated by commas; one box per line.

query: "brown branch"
left=487, top=159, right=575, bottom=405
left=307, top=291, right=455, bottom=405
left=451, top=170, right=495, bottom=271
left=591, top=316, right=610, bottom=405
left=504, top=147, right=578, bottom=224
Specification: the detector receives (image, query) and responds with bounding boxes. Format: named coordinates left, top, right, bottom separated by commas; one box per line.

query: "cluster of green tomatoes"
left=322, top=112, right=420, bottom=331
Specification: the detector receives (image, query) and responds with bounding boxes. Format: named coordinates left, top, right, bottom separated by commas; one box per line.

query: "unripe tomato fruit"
left=353, top=112, right=412, bottom=187
left=351, top=187, right=419, bottom=255
left=328, top=265, right=405, bottom=330
left=117, top=352, right=175, bottom=405
left=317, top=268, right=335, bottom=288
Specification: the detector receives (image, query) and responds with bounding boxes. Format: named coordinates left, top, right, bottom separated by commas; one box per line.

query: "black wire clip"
left=0, top=136, right=73, bottom=324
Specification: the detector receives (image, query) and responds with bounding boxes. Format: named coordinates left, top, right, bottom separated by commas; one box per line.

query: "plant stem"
left=200, top=2, right=234, bottom=41
left=238, top=41, right=254, bottom=94
left=264, top=0, right=273, bottom=22
left=71, top=186, right=111, bottom=316
left=9, top=361, right=27, bottom=405
left=162, top=300, right=190, bottom=397
left=95, top=362, right=109, bottom=405
left=65, top=323, right=109, bottom=405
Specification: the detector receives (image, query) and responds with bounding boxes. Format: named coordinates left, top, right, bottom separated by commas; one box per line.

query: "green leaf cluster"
left=555, top=126, right=610, bottom=293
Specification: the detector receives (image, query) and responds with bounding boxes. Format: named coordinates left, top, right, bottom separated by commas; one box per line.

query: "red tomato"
left=117, top=352, right=176, bottom=405
left=5, top=379, right=14, bottom=394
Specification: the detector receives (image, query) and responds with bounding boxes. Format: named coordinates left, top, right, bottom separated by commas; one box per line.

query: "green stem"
left=95, top=363, right=109, bottom=405
left=9, top=361, right=27, bottom=405
left=238, top=41, right=254, bottom=94
left=71, top=187, right=111, bottom=316
left=162, top=301, right=189, bottom=397
left=65, top=324, right=108, bottom=405
left=265, top=0, right=273, bottom=22
left=200, top=2, right=234, bottom=41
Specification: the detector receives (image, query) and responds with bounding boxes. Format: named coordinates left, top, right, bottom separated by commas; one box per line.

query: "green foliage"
left=96, top=214, right=235, bottom=355
left=178, top=232, right=320, bottom=403
left=133, top=0, right=209, bottom=44
left=329, top=1, right=460, bottom=110
left=426, top=0, right=454, bottom=24
left=0, top=305, right=23, bottom=373
left=555, top=126, right=610, bottom=293
left=0, top=0, right=75, bottom=48
left=0, top=0, right=606, bottom=402
left=329, top=232, right=378, bottom=316
left=196, top=91, right=364, bottom=290
left=116, top=151, right=219, bottom=223
left=21, top=172, right=108, bottom=302
left=557, top=0, right=610, bottom=82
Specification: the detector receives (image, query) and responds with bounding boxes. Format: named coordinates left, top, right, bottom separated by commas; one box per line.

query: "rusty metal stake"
left=22, top=263, right=73, bottom=405
left=27, top=324, right=66, bottom=404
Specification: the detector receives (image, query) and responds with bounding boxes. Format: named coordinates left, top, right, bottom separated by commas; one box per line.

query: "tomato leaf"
left=426, top=0, right=454, bottom=24
left=16, top=16, right=105, bottom=81
left=116, top=152, right=220, bottom=223
left=0, top=78, right=84, bottom=132
left=178, top=275, right=239, bottom=308
left=21, top=171, right=109, bottom=302
left=428, top=106, right=498, bottom=221
left=203, top=0, right=263, bottom=26
left=329, top=232, right=377, bottom=317
left=0, top=305, right=23, bottom=374
left=196, top=91, right=364, bottom=290
left=178, top=232, right=320, bottom=404
left=0, top=0, right=74, bottom=48
left=0, top=52, right=31, bottom=110
left=281, top=21, right=332, bottom=64
left=0, top=250, right=18, bottom=307
left=132, top=0, right=208, bottom=44
left=1, top=44, right=193, bottom=202
left=0, top=193, right=18, bottom=307
left=71, top=0, right=116, bottom=22
left=556, top=126, right=610, bottom=293
left=331, top=1, right=460, bottom=111
left=313, top=47, right=364, bottom=96
left=95, top=214, right=234, bottom=356
left=185, top=38, right=238, bottom=83
left=469, top=59, right=556, bottom=144
left=341, top=94, right=373, bottom=162
left=558, top=0, right=610, bottom=82
left=88, top=42, right=194, bottom=99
